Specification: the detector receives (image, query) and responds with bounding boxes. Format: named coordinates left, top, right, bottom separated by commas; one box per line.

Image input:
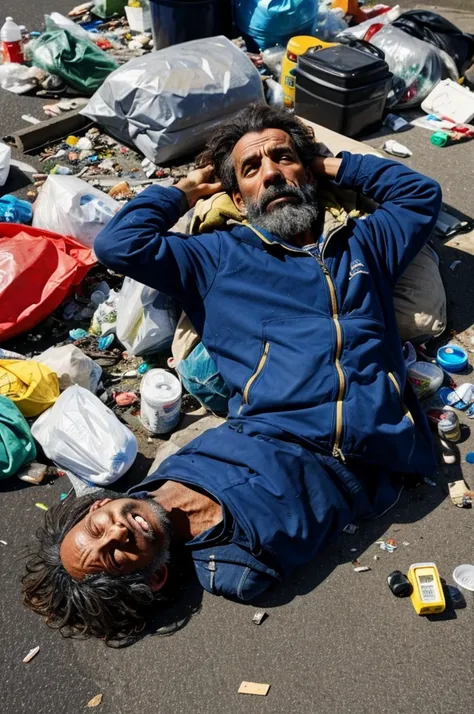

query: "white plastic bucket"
left=140, top=368, right=182, bottom=434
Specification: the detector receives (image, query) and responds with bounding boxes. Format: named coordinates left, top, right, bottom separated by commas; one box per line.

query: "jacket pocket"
left=239, top=341, right=270, bottom=413
left=387, top=371, right=414, bottom=425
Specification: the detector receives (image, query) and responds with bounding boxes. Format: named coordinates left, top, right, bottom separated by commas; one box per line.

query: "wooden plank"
left=238, top=682, right=270, bottom=696
left=3, top=110, right=93, bottom=154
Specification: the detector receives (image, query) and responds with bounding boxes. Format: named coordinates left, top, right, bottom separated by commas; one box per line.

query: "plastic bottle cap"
left=465, top=452, right=474, bottom=464
left=436, top=344, right=468, bottom=372
left=431, top=131, right=449, bottom=147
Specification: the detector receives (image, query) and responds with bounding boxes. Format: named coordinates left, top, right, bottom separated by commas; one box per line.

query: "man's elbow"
left=94, top=226, right=120, bottom=270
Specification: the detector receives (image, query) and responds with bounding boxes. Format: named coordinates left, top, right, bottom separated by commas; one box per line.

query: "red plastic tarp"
left=0, top=223, right=96, bottom=342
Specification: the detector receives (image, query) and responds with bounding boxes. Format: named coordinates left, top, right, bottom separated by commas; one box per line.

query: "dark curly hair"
left=21, top=491, right=169, bottom=648
left=198, top=103, right=320, bottom=194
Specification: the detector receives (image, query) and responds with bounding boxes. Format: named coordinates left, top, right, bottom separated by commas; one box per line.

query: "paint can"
left=140, top=368, right=181, bottom=434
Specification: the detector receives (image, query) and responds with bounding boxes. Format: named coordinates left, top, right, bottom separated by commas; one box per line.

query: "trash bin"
left=150, top=0, right=233, bottom=51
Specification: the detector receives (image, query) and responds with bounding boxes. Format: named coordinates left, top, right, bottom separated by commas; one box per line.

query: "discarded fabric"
left=0, top=224, right=95, bottom=342
left=31, top=385, right=138, bottom=485
left=0, top=194, right=33, bottom=223
left=0, top=396, right=37, bottom=480
left=0, top=360, right=59, bottom=417
left=176, top=342, right=230, bottom=414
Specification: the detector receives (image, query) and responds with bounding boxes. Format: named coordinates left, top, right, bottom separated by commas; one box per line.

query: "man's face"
left=231, top=128, right=319, bottom=242
left=60, top=497, right=170, bottom=582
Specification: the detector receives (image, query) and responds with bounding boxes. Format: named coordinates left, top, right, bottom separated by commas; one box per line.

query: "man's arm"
left=313, top=153, right=442, bottom=284
left=94, top=166, right=222, bottom=305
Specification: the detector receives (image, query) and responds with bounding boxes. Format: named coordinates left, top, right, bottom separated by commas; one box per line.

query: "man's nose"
left=262, top=160, right=284, bottom=189
left=107, top=522, right=129, bottom=544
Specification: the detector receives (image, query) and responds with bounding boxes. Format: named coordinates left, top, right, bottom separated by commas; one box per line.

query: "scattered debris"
left=377, top=538, right=398, bottom=553
left=343, top=523, right=359, bottom=535
left=383, top=139, right=412, bottom=157
left=0, top=540, right=7, bottom=546
left=113, top=391, right=138, bottom=406
left=423, top=476, right=437, bottom=487
left=22, top=646, right=40, bottom=663
left=387, top=570, right=412, bottom=597
left=402, top=541, right=410, bottom=547
left=353, top=565, right=372, bottom=573
left=449, top=260, right=462, bottom=272
left=17, top=462, right=48, bottom=485
left=238, top=682, right=270, bottom=696
left=87, top=693, right=104, bottom=708
left=35, top=503, right=49, bottom=511
left=252, top=611, right=267, bottom=625
left=452, top=563, right=474, bottom=592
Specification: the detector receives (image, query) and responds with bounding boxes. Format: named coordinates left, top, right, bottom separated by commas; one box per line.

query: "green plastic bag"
left=0, top=396, right=37, bottom=480
left=93, top=0, right=128, bottom=19
left=30, top=29, right=119, bottom=95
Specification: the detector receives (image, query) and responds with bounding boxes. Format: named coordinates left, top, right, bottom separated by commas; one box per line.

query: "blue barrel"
left=150, top=0, right=233, bottom=50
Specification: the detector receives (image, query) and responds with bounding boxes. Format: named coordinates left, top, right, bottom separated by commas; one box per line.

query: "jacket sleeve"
left=334, top=152, right=442, bottom=284
left=94, top=185, right=221, bottom=306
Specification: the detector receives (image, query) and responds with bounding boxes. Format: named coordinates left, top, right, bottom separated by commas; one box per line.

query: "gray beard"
left=245, top=183, right=320, bottom=243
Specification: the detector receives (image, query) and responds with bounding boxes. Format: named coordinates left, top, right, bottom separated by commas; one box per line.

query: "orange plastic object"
left=330, top=0, right=366, bottom=24
left=0, top=223, right=95, bottom=341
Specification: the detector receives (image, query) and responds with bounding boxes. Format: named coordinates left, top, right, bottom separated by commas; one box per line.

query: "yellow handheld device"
left=407, top=562, right=446, bottom=615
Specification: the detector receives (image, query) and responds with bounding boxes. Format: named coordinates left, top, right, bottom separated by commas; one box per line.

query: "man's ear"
left=232, top=191, right=247, bottom=216
left=89, top=498, right=112, bottom=512
left=149, top=565, right=168, bottom=592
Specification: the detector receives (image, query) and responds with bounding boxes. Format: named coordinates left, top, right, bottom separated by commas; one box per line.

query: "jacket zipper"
left=312, top=252, right=346, bottom=460
left=246, top=223, right=347, bottom=459
left=238, top=341, right=270, bottom=414
left=388, top=372, right=415, bottom=424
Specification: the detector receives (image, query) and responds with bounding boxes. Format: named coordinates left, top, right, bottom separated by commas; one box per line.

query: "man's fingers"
left=201, top=181, right=223, bottom=194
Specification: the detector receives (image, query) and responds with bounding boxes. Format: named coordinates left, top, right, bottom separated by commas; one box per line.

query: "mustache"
left=259, top=184, right=305, bottom=211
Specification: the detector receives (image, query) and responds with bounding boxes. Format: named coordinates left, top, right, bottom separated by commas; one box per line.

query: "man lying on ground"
left=23, top=104, right=442, bottom=645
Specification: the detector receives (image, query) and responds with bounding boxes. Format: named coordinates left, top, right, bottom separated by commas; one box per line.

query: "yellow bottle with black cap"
left=280, top=35, right=337, bottom=108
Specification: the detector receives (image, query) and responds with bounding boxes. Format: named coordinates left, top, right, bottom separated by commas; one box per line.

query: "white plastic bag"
left=337, top=5, right=402, bottom=40
left=33, top=344, right=102, bottom=393
left=82, top=35, right=265, bottom=164
left=31, top=385, right=137, bottom=486
left=33, top=175, right=120, bottom=248
left=0, top=142, right=11, bottom=187
left=116, top=278, right=178, bottom=356
left=368, top=25, right=455, bottom=107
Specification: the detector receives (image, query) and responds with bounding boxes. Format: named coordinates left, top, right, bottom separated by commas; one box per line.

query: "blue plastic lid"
left=436, top=344, right=468, bottom=373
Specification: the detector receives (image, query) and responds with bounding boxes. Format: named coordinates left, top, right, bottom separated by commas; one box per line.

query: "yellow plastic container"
left=280, top=35, right=337, bottom=108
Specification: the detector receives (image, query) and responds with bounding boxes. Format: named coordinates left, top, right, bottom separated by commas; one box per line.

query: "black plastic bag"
left=393, top=10, right=474, bottom=75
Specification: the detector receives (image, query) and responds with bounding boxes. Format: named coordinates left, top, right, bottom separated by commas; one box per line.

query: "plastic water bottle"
left=1, top=17, right=24, bottom=64
left=0, top=195, right=33, bottom=224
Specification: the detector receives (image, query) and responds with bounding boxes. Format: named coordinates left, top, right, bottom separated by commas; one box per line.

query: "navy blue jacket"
left=96, top=152, right=442, bottom=599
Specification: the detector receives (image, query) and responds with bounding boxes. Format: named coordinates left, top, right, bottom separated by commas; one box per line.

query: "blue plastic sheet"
left=177, top=342, right=230, bottom=414
left=233, top=0, right=319, bottom=50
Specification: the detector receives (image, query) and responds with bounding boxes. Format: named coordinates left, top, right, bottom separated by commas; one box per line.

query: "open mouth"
left=127, top=512, right=151, bottom=542
left=266, top=196, right=298, bottom=212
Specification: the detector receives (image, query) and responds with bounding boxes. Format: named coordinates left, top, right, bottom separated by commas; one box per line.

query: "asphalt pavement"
left=1, top=4, right=474, bottom=714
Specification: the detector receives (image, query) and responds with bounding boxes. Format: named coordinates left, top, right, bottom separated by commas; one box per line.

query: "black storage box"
left=294, top=45, right=392, bottom=137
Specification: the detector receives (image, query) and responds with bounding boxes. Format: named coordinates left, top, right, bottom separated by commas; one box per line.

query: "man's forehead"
left=60, top=520, right=91, bottom=579
left=232, top=128, right=295, bottom=164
